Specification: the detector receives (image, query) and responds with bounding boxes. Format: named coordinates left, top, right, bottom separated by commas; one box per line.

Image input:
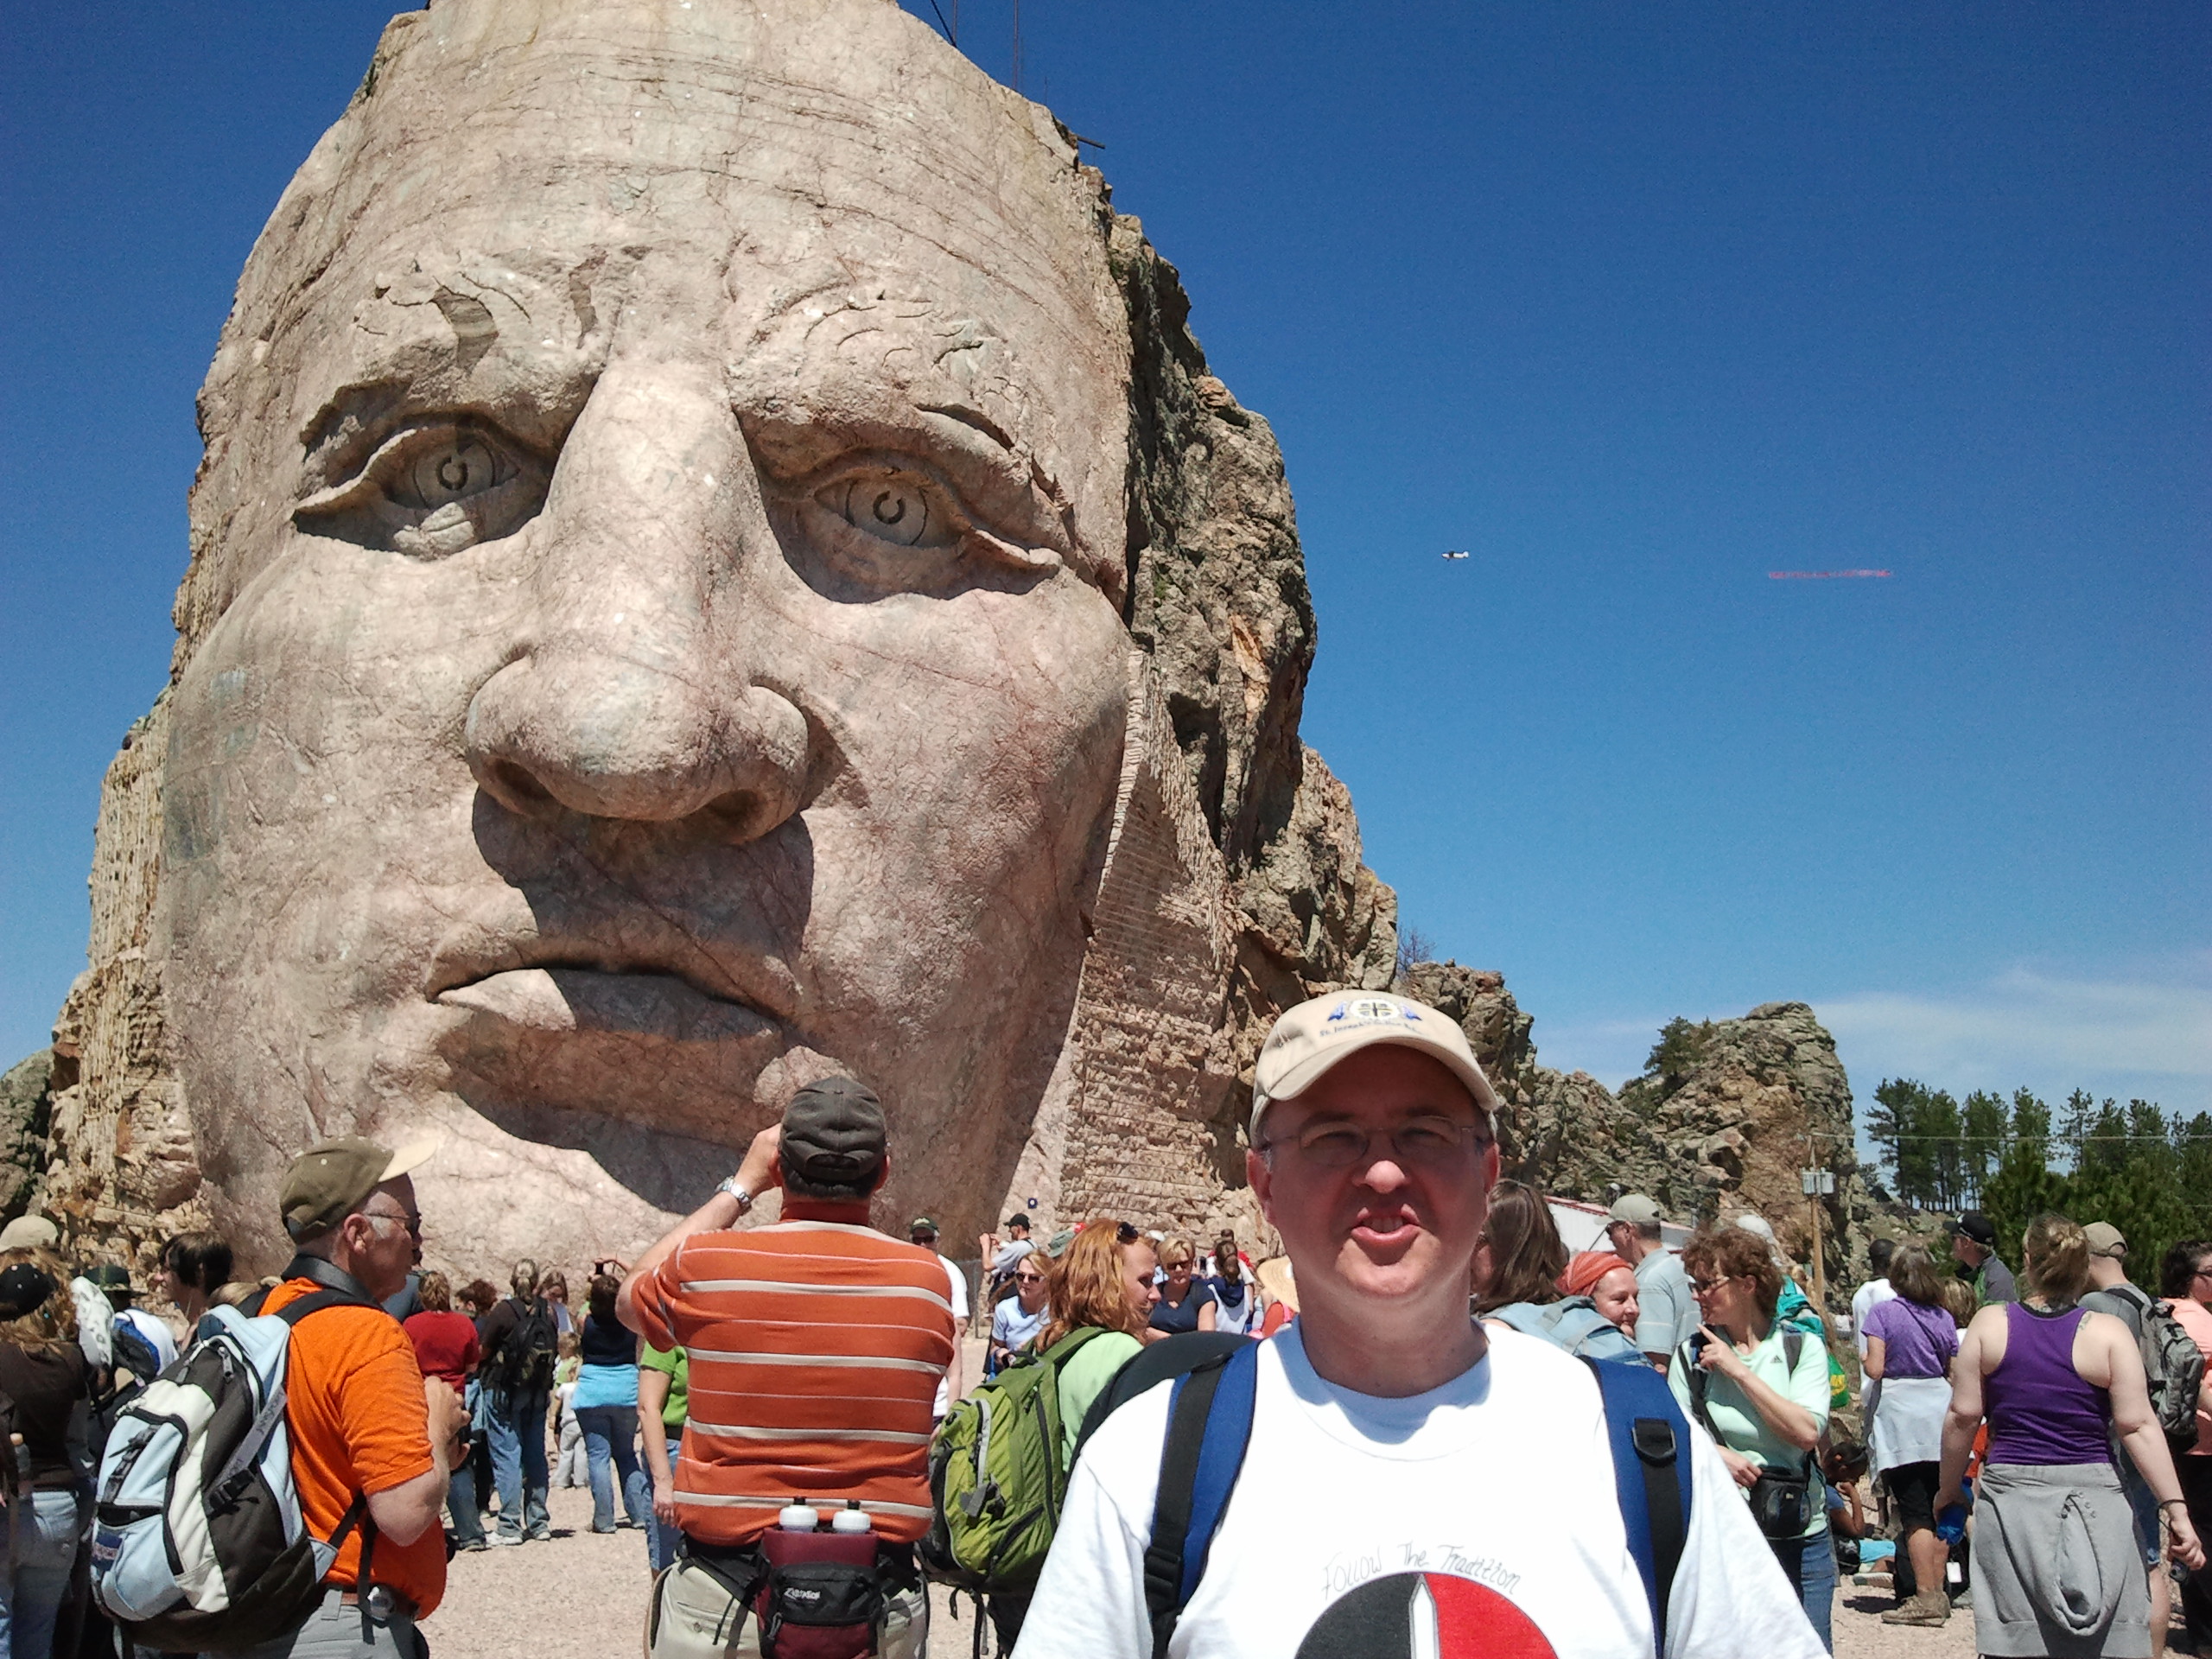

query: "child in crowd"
left=552, top=1331, right=587, bottom=1488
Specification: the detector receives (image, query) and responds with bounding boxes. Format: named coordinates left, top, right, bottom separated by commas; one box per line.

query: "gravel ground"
left=435, top=1496, right=2016, bottom=1658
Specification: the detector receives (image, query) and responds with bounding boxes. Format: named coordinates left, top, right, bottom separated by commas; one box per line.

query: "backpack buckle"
left=1631, top=1418, right=1677, bottom=1465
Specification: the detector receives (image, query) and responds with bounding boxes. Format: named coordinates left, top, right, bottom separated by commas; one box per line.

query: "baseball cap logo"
left=1342, top=997, right=1413, bottom=1026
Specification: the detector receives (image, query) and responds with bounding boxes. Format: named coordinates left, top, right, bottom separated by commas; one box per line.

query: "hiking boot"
left=1882, top=1591, right=1951, bottom=1626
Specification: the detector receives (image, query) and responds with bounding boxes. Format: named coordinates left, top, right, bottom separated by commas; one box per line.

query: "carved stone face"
left=159, top=0, right=1133, bottom=1269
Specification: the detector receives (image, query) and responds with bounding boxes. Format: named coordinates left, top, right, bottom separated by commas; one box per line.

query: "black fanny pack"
left=1748, top=1460, right=1818, bottom=1540
left=683, top=1536, right=916, bottom=1659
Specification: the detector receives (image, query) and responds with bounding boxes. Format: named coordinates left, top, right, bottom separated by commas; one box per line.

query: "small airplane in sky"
left=1440, top=550, right=1470, bottom=561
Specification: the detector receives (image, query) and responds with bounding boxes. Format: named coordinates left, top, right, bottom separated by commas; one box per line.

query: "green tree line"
left=1867, top=1080, right=2212, bottom=1275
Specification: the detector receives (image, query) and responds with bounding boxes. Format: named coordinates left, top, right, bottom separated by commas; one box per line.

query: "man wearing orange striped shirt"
left=619, top=1077, right=955, bottom=1658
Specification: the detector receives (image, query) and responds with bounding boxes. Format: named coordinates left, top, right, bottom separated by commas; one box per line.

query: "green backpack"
left=921, top=1325, right=1111, bottom=1598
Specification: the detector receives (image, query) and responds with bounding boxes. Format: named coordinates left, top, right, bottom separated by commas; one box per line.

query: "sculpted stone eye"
left=293, top=418, right=547, bottom=557
left=401, top=435, right=502, bottom=510
left=818, top=474, right=957, bottom=549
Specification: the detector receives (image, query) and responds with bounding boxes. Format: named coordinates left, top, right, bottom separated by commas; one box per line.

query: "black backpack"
left=487, top=1297, right=557, bottom=1395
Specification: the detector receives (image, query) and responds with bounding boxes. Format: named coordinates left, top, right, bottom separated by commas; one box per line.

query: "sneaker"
left=458, top=1538, right=488, bottom=1553
left=486, top=1532, right=524, bottom=1548
left=1882, top=1592, right=1951, bottom=1627
left=524, top=1525, right=553, bottom=1542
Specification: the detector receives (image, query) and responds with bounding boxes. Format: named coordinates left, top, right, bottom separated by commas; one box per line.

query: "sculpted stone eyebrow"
left=296, top=350, right=593, bottom=490
left=917, top=402, right=1018, bottom=455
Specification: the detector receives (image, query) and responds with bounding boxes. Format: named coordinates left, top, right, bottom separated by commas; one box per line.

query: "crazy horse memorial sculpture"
left=41, top=0, right=1400, bottom=1276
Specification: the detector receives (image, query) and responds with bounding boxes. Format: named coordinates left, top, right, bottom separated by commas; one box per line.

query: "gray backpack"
left=1489, top=1296, right=1644, bottom=1363
left=2111, top=1285, right=2204, bottom=1454
left=91, top=1290, right=376, bottom=1651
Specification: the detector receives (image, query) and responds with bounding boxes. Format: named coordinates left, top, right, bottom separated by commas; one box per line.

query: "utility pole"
left=1801, top=1120, right=1836, bottom=1312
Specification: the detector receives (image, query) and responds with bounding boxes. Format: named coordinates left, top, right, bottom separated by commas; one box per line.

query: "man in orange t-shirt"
left=238, top=1137, right=469, bottom=1657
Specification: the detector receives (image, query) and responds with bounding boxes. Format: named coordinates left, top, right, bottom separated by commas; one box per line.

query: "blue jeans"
left=486, top=1387, right=551, bottom=1538
left=576, top=1402, right=652, bottom=1533
left=0, top=1490, right=85, bottom=1659
left=650, top=1433, right=684, bottom=1573
left=1770, top=1529, right=1836, bottom=1652
left=447, top=1454, right=483, bottom=1545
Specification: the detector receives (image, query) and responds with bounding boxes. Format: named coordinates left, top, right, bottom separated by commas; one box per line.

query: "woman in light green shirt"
left=1043, top=1225, right=1160, bottom=1469
left=983, top=1222, right=1160, bottom=1653
left=1671, top=1224, right=1834, bottom=1649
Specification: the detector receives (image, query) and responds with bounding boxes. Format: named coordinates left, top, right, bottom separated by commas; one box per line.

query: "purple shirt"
left=1863, top=1296, right=1959, bottom=1380
left=1986, top=1304, right=2112, bottom=1466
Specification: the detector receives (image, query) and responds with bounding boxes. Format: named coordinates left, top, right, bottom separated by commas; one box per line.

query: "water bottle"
left=1935, top=1503, right=1967, bottom=1545
left=830, top=1499, right=873, bottom=1535
left=777, top=1501, right=820, bottom=1532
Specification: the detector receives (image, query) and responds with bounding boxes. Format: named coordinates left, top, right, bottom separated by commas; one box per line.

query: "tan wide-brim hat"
left=1250, top=991, right=1497, bottom=1139
left=1255, top=1255, right=1298, bottom=1313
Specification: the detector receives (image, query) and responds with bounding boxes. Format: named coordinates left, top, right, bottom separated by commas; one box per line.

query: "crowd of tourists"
left=4, top=987, right=2210, bottom=1657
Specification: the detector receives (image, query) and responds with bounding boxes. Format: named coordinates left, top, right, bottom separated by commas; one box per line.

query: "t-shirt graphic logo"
left=1293, top=1572, right=1555, bottom=1659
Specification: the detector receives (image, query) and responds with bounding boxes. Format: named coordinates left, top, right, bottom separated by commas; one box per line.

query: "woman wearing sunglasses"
left=988, top=1257, right=1052, bottom=1376
left=1670, top=1224, right=1835, bottom=1649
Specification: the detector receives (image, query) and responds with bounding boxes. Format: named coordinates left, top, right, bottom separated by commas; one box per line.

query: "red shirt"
left=403, top=1310, right=480, bottom=1392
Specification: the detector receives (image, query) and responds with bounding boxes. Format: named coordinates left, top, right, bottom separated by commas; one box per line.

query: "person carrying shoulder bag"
left=1670, top=1224, right=1837, bottom=1651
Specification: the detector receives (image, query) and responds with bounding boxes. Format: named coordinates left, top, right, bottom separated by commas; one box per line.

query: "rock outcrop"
left=0, top=1050, right=59, bottom=1224
left=1398, top=964, right=1860, bottom=1281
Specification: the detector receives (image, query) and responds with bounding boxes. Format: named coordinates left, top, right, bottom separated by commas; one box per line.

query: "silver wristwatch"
left=717, top=1175, right=753, bottom=1213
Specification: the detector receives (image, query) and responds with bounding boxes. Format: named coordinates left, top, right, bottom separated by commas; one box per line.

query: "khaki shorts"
left=645, top=1557, right=927, bottom=1659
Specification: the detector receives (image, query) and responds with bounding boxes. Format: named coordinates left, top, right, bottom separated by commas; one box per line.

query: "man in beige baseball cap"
left=1022, top=989, right=1822, bottom=1657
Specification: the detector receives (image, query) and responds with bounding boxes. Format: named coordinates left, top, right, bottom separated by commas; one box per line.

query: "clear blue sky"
left=3, top=3, right=2205, bottom=1140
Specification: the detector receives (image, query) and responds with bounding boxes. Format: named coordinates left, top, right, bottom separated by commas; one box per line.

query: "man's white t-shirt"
left=1849, top=1276, right=1896, bottom=1357
left=932, top=1253, right=970, bottom=1419
left=1014, top=1325, right=1821, bottom=1659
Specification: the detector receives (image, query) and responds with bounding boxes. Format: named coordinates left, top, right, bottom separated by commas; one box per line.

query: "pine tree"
left=1960, top=1091, right=2006, bottom=1207
left=1983, top=1089, right=2068, bottom=1265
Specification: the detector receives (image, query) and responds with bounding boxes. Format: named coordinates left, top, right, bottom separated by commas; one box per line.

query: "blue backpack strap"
left=1585, top=1358, right=1693, bottom=1659
left=1142, top=1338, right=1261, bottom=1659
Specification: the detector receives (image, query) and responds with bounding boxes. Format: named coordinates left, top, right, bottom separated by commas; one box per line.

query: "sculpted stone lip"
left=432, top=967, right=795, bottom=1147
left=435, top=966, right=785, bottom=1041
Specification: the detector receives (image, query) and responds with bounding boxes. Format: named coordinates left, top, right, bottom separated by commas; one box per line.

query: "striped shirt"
left=631, top=1217, right=956, bottom=1545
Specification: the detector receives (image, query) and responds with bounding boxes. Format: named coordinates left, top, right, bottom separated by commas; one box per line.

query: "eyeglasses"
left=1260, top=1116, right=1491, bottom=1171
left=361, top=1207, right=423, bottom=1238
left=1013, top=1272, right=1047, bottom=1285
left=1689, top=1274, right=1741, bottom=1294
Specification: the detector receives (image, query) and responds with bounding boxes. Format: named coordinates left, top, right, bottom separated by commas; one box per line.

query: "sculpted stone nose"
left=464, top=362, right=808, bottom=840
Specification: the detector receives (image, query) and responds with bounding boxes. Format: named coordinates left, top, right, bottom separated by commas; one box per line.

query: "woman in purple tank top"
left=1938, top=1216, right=2204, bottom=1657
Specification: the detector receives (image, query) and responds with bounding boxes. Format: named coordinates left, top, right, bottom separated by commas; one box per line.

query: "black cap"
left=780, top=1077, right=887, bottom=1188
left=0, top=1263, right=57, bottom=1319
left=1950, top=1211, right=1998, bottom=1247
